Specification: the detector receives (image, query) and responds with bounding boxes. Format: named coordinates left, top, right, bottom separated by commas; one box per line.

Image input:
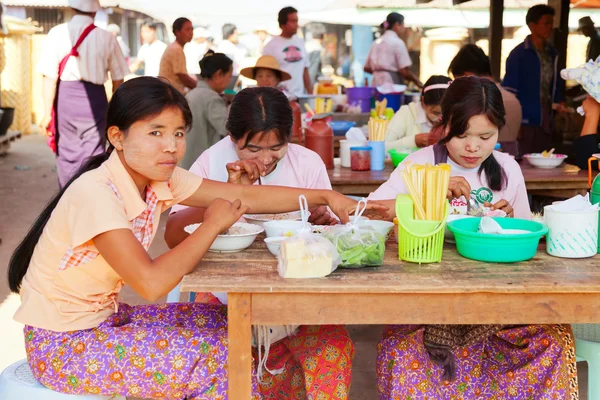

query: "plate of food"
left=524, top=149, right=567, bottom=169
left=184, top=222, right=264, bottom=252
left=244, top=211, right=303, bottom=226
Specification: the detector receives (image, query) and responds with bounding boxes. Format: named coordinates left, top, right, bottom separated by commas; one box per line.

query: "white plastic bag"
left=325, top=199, right=386, bottom=268
left=277, top=195, right=341, bottom=279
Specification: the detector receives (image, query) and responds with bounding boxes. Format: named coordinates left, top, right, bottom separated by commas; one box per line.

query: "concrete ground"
left=0, top=135, right=588, bottom=399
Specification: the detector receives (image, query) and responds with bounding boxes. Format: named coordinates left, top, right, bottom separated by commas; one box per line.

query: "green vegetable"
left=326, top=227, right=385, bottom=268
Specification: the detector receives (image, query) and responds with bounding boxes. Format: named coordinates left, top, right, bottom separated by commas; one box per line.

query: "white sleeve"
left=37, top=28, right=61, bottom=78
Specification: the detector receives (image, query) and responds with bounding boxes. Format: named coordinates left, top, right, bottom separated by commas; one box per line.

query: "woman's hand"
left=447, top=176, right=471, bottom=200
left=226, top=160, right=266, bottom=185
left=308, top=206, right=337, bottom=225
left=203, top=198, right=250, bottom=234
left=326, top=192, right=389, bottom=223
left=484, top=200, right=514, bottom=217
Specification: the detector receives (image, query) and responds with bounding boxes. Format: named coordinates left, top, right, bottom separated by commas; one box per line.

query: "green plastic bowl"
left=447, top=217, right=548, bottom=263
left=388, top=149, right=410, bottom=167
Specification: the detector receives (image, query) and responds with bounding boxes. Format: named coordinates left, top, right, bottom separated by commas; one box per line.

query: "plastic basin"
left=329, top=121, right=356, bottom=136
left=447, top=217, right=548, bottom=263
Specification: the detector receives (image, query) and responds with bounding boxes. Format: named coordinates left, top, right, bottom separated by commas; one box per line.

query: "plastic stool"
left=573, top=324, right=600, bottom=400
left=0, top=359, right=125, bottom=399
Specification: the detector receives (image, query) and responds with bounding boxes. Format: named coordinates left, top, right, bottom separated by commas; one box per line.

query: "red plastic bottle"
left=305, top=113, right=334, bottom=169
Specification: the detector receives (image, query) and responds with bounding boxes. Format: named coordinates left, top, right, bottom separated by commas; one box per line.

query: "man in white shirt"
left=263, top=7, right=311, bottom=97
left=39, top=0, right=129, bottom=187
left=129, top=22, right=167, bottom=77
left=216, top=23, right=247, bottom=75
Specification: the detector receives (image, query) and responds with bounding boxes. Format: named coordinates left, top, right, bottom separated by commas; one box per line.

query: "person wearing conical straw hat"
left=240, top=55, right=291, bottom=92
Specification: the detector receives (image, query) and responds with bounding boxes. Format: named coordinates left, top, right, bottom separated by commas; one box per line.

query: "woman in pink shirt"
left=370, top=76, right=577, bottom=399
left=166, top=86, right=354, bottom=400
left=8, top=77, right=379, bottom=399
left=364, top=12, right=422, bottom=88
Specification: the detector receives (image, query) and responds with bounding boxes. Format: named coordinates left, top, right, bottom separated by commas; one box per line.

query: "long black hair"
left=199, top=50, right=233, bottom=79
left=438, top=76, right=507, bottom=191
left=226, top=86, right=293, bottom=148
left=8, top=77, right=191, bottom=293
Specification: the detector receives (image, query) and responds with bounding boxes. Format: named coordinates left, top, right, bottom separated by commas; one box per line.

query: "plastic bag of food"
left=325, top=199, right=386, bottom=268
left=277, top=195, right=341, bottom=279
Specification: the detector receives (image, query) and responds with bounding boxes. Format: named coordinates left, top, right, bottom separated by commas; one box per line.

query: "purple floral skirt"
left=24, top=302, right=261, bottom=399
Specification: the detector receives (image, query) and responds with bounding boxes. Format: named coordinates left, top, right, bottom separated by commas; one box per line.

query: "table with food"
left=180, top=160, right=600, bottom=398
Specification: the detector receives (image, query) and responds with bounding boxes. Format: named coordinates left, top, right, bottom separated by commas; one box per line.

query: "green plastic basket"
left=396, top=194, right=448, bottom=263
left=447, top=217, right=547, bottom=263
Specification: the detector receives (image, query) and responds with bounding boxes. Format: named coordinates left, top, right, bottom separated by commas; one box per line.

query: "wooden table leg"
left=228, top=293, right=252, bottom=399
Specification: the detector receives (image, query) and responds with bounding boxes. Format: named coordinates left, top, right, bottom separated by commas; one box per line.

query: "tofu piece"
left=279, top=238, right=333, bottom=279
left=281, top=240, right=306, bottom=260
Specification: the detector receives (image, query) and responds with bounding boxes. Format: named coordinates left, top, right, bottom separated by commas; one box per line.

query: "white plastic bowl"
left=524, top=153, right=567, bottom=169
left=243, top=211, right=303, bottom=227
left=263, top=220, right=307, bottom=238
left=264, top=236, right=286, bottom=256
left=356, top=220, right=395, bottom=239
left=184, top=222, right=264, bottom=253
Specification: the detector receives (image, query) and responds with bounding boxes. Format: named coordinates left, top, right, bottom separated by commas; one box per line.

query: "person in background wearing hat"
left=179, top=51, right=233, bottom=169
left=254, top=25, right=272, bottom=56
left=240, top=55, right=292, bottom=94
left=503, top=4, right=567, bottom=156
left=185, top=26, right=209, bottom=76
left=364, top=12, right=423, bottom=88
left=106, top=23, right=130, bottom=60
left=159, top=17, right=195, bottom=94
left=580, top=16, right=600, bottom=62
left=263, top=7, right=312, bottom=97
left=39, top=0, right=129, bottom=188
left=216, top=23, right=247, bottom=76
left=129, top=21, right=167, bottom=77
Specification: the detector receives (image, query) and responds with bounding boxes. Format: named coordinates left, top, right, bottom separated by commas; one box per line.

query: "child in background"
left=385, top=75, right=451, bottom=151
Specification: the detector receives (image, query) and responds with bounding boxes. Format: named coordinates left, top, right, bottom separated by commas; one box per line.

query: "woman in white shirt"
left=385, top=75, right=451, bottom=151
left=364, top=12, right=422, bottom=88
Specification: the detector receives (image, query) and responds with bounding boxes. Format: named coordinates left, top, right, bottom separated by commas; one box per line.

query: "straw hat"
left=240, top=55, right=291, bottom=81
left=68, top=0, right=102, bottom=12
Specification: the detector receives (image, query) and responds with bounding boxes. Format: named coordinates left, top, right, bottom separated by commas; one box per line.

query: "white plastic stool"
left=573, top=324, right=600, bottom=400
left=0, top=359, right=125, bottom=400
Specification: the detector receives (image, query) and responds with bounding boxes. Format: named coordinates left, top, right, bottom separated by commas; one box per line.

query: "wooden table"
left=181, top=240, right=600, bottom=398
left=329, top=161, right=594, bottom=198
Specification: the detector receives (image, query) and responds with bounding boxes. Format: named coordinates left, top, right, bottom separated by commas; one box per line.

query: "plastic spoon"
left=478, top=217, right=530, bottom=235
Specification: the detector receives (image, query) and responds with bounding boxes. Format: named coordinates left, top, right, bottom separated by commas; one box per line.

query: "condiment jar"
left=350, top=146, right=372, bottom=171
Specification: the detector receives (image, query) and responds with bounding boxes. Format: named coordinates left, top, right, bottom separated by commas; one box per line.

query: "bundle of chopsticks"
left=368, top=117, right=389, bottom=142
left=315, top=98, right=333, bottom=114
left=401, top=162, right=451, bottom=221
